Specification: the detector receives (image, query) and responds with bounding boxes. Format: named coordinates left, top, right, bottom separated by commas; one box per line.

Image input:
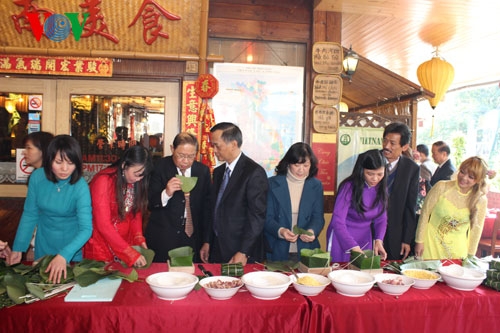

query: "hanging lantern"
left=417, top=51, right=454, bottom=109
left=194, top=74, right=219, bottom=99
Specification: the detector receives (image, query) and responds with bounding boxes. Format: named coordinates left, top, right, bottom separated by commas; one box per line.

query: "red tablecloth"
left=308, top=279, right=500, bottom=332
left=3, top=262, right=500, bottom=333
left=0, top=264, right=310, bottom=333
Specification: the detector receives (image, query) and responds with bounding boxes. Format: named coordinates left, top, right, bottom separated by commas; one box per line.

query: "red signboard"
left=312, top=134, right=337, bottom=193
left=0, top=55, right=113, bottom=77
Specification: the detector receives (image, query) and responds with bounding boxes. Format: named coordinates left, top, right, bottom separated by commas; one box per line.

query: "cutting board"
left=65, top=277, right=122, bottom=302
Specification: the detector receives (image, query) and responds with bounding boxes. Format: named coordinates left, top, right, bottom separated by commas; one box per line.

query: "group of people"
left=327, top=123, right=489, bottom=263
left=1, top=121, right=492, bottom=282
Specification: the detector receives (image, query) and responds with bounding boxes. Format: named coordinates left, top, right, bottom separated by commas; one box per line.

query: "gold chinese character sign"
left=312, top=74, right=342, bottom=106
left=312, top=105, right=338, bottom=134
left=312, top=42, right=343, bottom=74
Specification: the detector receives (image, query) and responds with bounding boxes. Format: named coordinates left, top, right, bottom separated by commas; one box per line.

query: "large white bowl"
left=199, top=276, right=244, bottom=300
left=290, top=273, right=330, bottom=296
left=328, top=270, right=375, bottom=297
left=438, top=264, right=486, bottom=291
left=241, top=271, right=292, bottom=300
left=374, top=273, right=415, bottom=296
left=146, top=272, right=199, bottom=301
left=402, top=269, right=440, bottom=289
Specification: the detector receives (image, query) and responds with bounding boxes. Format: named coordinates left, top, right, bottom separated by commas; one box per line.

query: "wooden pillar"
left=198, top=0, right=209, bottom=74
left=312, top=11, right=342, bottom=213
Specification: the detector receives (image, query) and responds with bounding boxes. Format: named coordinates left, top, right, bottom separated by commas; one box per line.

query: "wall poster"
left=337, top=127, right=384, bottom=187
left=212, top=63, right=304, bottom=176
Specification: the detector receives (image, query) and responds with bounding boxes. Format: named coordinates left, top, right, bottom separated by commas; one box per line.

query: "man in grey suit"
left=430, top=141, right=456, bottom=186
left=382, top=122, right=420, bottom=260
left=202, top=122, right=268, bottom=266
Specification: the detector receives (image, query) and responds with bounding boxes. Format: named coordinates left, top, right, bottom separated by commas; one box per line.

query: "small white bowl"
left=438, top=264, right=486, bottom=291
left=241, top=271, right=292, bottom=300
left=374, top=273, right=415, bottom=296
left=199, top=276, right=244, bottom=300
left=328, top=270, right=375, bottom=297
left=290, top=273, right=330, bottom=296
left=401, top=269, right=440, bottom=289
left=146, top=272, right=199, bottom=300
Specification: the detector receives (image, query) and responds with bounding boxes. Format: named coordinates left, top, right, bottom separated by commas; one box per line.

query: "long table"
left=1, top=262, right=500, bottom=332
left=0, top=263, right=310, bottom=333
left=308, top=279, right=500, bottom=332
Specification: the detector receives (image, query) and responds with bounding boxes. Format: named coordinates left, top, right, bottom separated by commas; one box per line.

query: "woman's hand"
left=134, top=255, right=147, bottom=267
left=299, top=229, right=316, bottom=243
left=350, top=246, right=365, bottom=257
left=6, top=251, right=22, bottom=265
left=373, top=239, right=387, bottom=260
left=414, top=242, right=424, bottom=259
left=0, top=241, right=11, bottom=259
left=279, top=228, right=299, bottom=243
left=140, top=242, right=148, bottom=249
left=46, top=254, right=67, bottom=284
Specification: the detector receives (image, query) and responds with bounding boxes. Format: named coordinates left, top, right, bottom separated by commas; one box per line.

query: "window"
left=70, top=95, right=165, bottom=164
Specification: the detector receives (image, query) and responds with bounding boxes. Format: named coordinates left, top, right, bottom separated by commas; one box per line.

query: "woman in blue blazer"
left=265, top=143, right=324, bottom=261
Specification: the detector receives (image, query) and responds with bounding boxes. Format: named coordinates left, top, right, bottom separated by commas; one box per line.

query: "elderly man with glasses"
left=146, top=132, right=212, bottom=263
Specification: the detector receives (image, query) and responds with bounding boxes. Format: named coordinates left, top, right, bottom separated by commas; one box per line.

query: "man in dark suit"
left=382, top=122, right=420, bottom=260
left=146, top=132, right=211, bottom=263
left=202, top=122, right=268, bottom=265
left=430, top=141, right=455, bottom=186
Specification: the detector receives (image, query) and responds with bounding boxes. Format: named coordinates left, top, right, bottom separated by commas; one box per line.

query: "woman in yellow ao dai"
left=415, top=157, right=488, bottom=260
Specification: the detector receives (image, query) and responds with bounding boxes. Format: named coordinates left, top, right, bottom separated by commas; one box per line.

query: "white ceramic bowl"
left=290, top=273, right=330, bottom=296
left=327, top=270, right=376, bottom=297
left=146, top=272, right=199, bottom=300
left=438, top=264, right=486, bottom=291
left=401, top=269, right=440, bottom=289
left=241, top=271, right=292, bottom=300
left=199, top=276, right=244, bottom=300
left=374, top=273, right=415, bottom=296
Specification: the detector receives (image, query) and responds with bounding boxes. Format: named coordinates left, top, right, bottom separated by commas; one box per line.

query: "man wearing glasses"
left=146, top=132, right=212, bottom=263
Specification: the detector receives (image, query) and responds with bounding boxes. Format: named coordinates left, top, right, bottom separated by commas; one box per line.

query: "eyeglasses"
left=175, top=153, right=197, bottom=161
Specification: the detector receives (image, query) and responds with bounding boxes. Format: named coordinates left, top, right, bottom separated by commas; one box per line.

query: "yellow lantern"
left=417, top=53, right=455, bottom=109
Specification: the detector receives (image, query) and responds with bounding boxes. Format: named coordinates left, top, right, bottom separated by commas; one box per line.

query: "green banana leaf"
left=4, top=273, right=27, bottom=304
left=168, top=246, right=194, bottom=267
left=350, top=250, right=380, bottom=269
left=26, top=283, right=46, bottom=300
left=300, top=248, right=330, bottom=268
left=293, top=225, right=313, bottom=236
left=265, top=260, right=299, bottom=272
left=131, top=246, right=155, bottom=269
left=176, top=175, right=198, bottom=193
left=399, top=259, right=441, bottom=272
left=73, top=266, right=113, bottom=287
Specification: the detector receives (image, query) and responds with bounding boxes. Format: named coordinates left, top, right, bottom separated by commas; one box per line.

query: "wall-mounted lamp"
left=341, top=45, right=359, bottom=82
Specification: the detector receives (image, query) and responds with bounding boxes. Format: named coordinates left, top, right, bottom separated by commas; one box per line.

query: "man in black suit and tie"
left=382, top=122, right=420, bottom=260
left=146, top=132, right=212, bottom=263
left=202, top=122, right=268, bottom=266
left=430, top=141, right=456, bottom=186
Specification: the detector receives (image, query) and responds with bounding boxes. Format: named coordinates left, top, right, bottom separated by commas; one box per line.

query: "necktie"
left=214, top=167, right=231, bottom=234
left=181, top=170, right=193, bottom=237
